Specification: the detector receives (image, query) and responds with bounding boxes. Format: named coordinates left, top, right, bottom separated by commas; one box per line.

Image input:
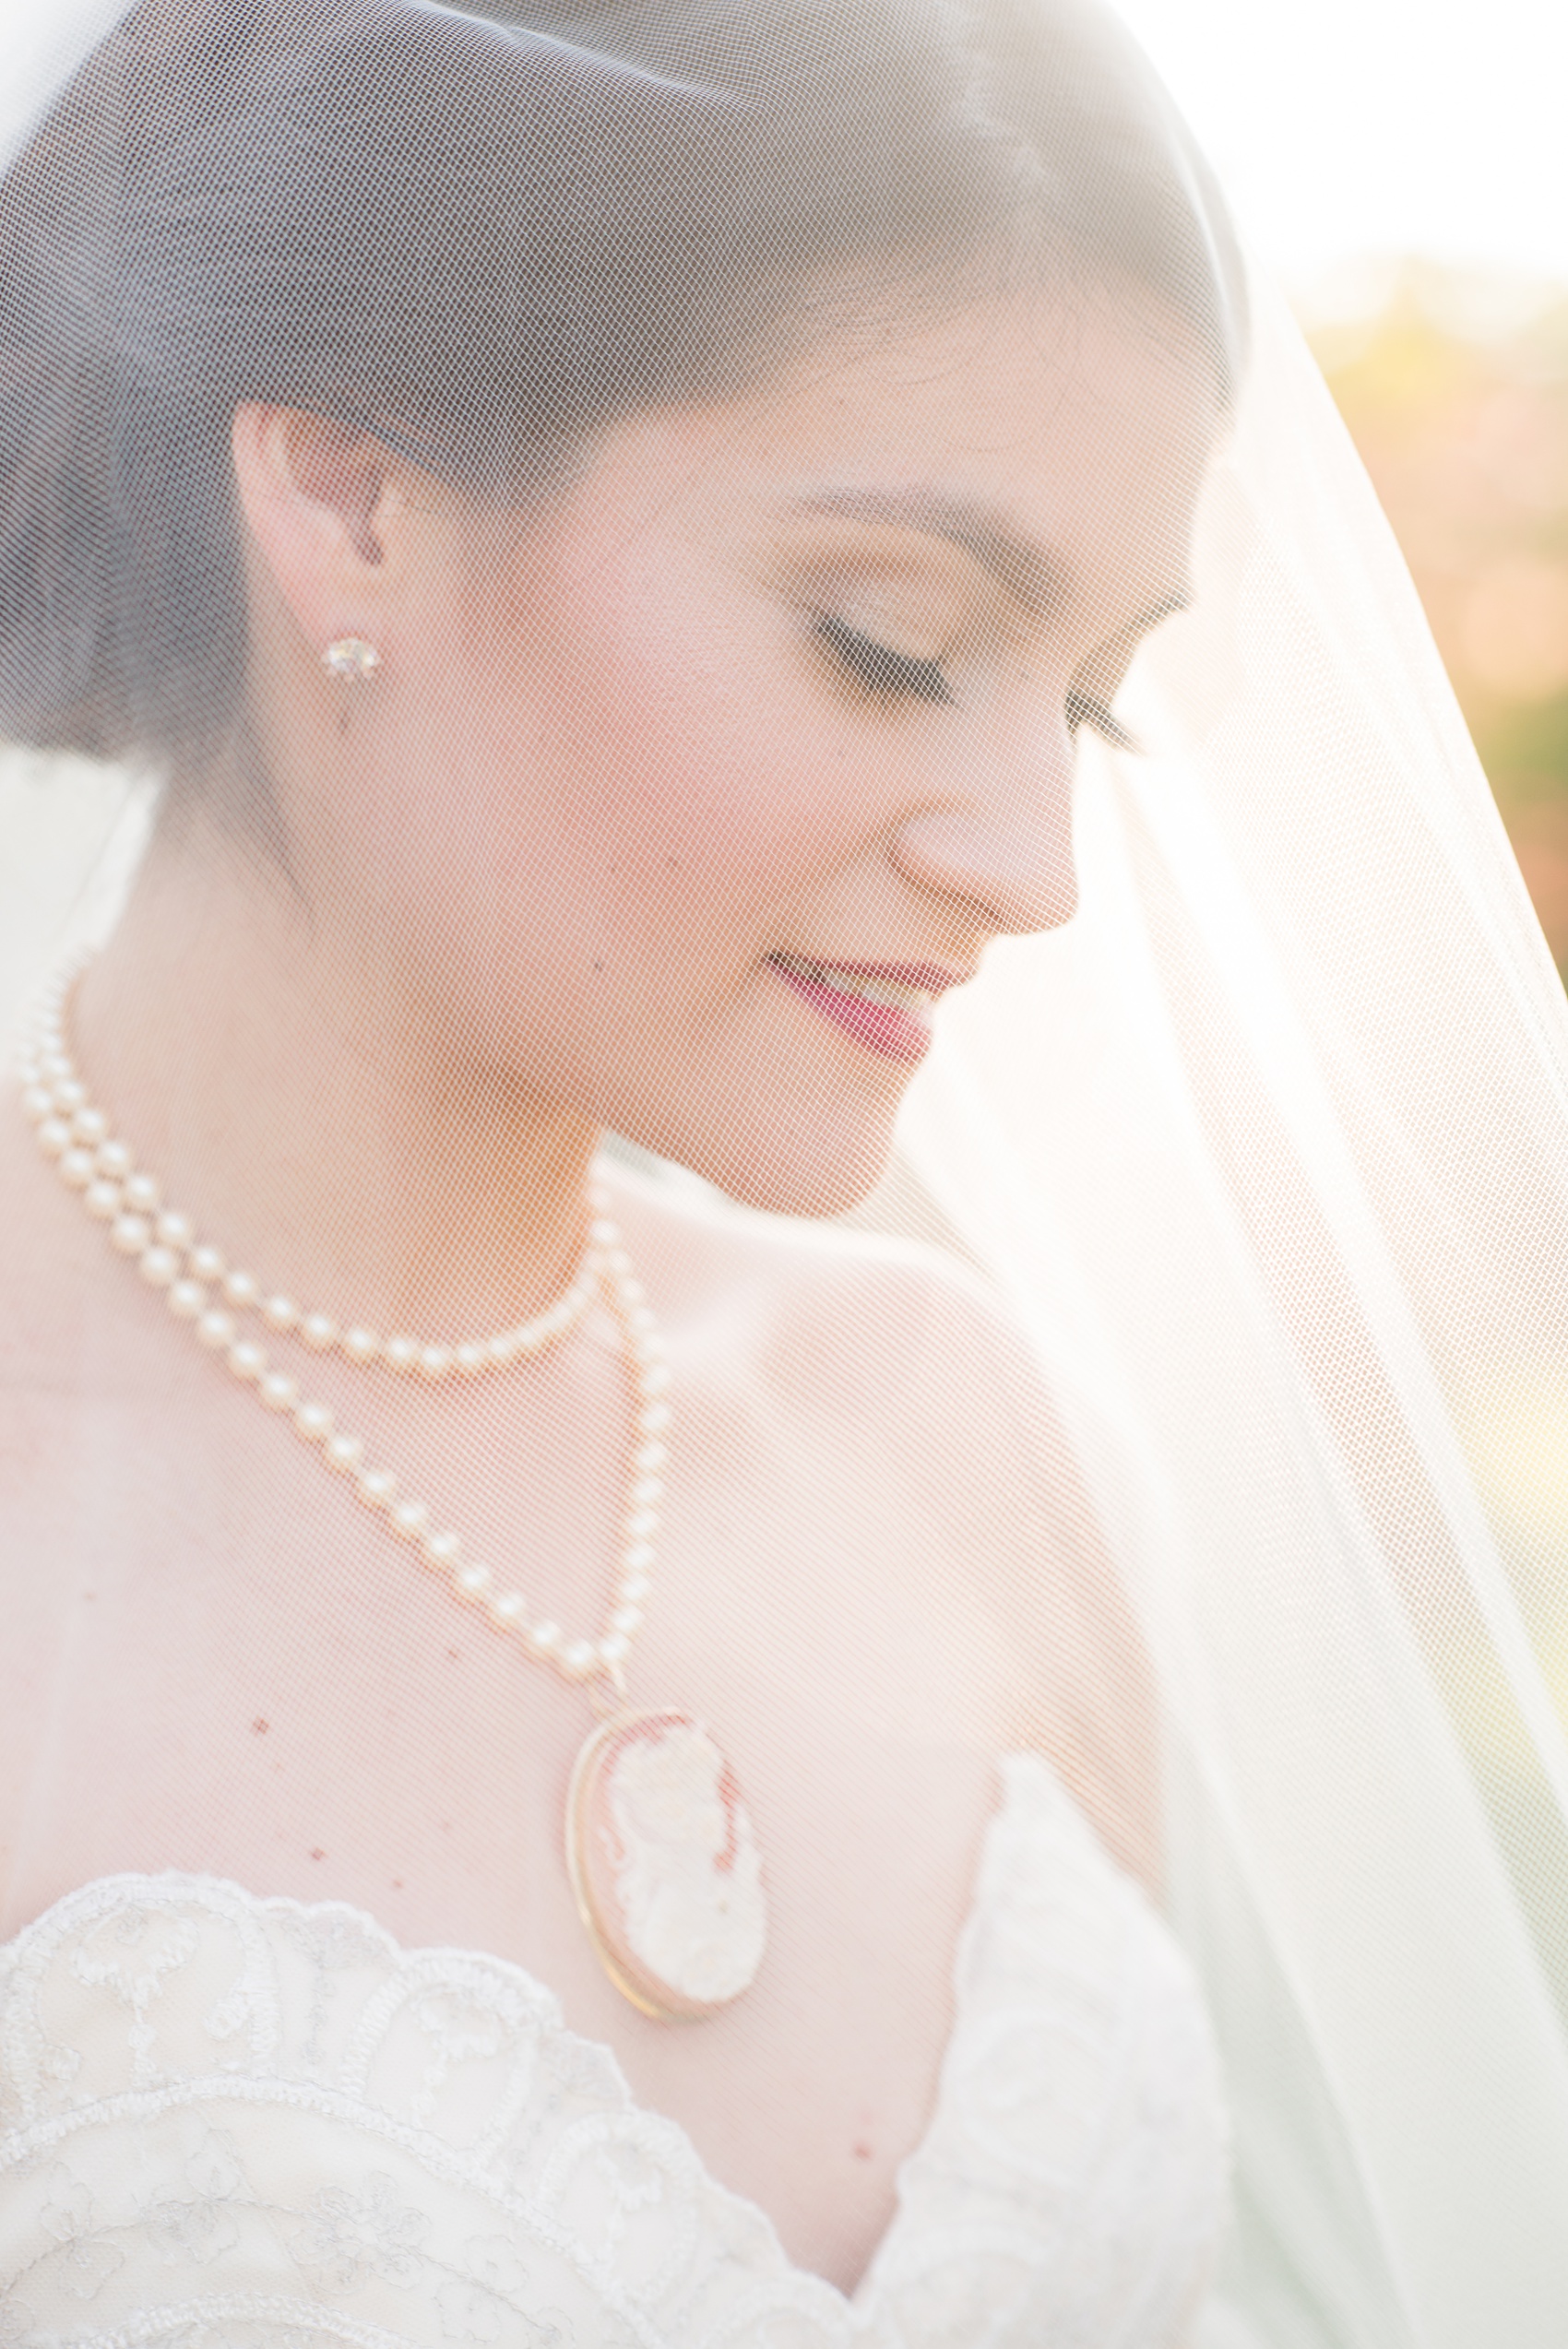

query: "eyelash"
left=1064, top=689, right=1137, bottom=751
left=813, top=612, right=954, bottom=706
left=813, top=611, right=1134, bottom=749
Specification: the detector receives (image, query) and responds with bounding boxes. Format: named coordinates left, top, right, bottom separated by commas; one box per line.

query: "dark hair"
left=0, top=0, right=1244, bottom=775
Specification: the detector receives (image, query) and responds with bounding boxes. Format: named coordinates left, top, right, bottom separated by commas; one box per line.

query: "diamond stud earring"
left=322, top=635, right=382, bottom=680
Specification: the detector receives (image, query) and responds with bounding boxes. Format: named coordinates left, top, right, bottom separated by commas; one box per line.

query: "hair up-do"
left=0, top=0, right=1244, bottom=779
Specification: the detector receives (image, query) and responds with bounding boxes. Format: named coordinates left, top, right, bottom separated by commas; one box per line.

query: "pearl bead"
left=27, top=1014, right=661, bottom=1700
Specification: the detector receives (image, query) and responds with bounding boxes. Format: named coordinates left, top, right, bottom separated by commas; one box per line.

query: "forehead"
left=565, top=290, right=1220, bottom=623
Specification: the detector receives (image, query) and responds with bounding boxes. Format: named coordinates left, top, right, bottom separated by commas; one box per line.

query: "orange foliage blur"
left=1308, top=265, right=1568, bottom=967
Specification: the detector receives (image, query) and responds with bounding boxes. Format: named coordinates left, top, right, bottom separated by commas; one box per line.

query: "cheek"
left=432, top=561, right=885, bottom=970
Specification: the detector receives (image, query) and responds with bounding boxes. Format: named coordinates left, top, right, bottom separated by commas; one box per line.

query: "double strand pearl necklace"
left=13, top=961, right=768, bottom=2023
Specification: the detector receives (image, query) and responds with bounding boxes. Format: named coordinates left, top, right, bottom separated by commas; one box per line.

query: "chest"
left=0, top=1349, right=1013, bottom=2288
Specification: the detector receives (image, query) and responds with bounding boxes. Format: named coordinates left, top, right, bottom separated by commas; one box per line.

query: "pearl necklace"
left=13, top=960, right=768, bottom=2023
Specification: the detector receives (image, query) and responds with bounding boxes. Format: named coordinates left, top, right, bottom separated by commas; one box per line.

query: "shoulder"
left=604, top=1146, right=1037, bottom=1464
left=607, top=1153, right=1160, bottom=1891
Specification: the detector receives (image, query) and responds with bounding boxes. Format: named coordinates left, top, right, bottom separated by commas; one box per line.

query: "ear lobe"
left=231, top=404, right=391, bottom=650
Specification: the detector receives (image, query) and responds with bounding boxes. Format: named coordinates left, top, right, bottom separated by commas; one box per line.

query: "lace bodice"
left=0, top=1756, right=1226, bottom=2347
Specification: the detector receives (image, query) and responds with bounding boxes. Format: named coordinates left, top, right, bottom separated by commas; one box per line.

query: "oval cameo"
left=565, top=1709, right=767, bottom=2022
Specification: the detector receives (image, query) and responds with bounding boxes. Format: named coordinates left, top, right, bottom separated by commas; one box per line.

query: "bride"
left=3, top=2, right=1568, bottom=2343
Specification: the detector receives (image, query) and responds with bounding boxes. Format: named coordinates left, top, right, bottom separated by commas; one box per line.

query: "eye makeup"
left=769, top=504, right=1160, bottom=746
left=812, top=612, right=955, bottom=706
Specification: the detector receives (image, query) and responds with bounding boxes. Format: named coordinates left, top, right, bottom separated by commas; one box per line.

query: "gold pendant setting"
left=566, top=1708, right=767, bottom=2022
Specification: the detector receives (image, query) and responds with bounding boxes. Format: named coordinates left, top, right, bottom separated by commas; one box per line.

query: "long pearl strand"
left=14, top=967, right=671, bottom=1696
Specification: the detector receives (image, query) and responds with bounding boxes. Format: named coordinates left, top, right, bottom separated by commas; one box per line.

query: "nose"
left=889, top=719, right=1079, bottom=936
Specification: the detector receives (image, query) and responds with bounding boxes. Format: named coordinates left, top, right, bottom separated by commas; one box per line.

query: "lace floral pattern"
left=0, top=1758, right=1226, bottom=2346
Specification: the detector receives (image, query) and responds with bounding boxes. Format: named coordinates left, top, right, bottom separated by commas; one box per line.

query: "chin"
left=627, top=1093, right=902, bottom=1222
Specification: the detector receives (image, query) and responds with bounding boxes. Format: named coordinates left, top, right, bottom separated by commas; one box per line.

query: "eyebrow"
left=791, top=485, right=1191, bottom=637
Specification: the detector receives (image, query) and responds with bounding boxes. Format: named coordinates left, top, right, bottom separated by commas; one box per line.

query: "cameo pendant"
left=565, top=1708, right=767, bottom=2022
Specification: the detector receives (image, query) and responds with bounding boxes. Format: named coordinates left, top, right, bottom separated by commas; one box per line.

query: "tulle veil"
left=5, top=3, right=1568, bottom=2340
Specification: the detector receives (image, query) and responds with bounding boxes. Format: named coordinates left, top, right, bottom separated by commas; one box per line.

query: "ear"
left=230, top=406, right=397, bottom=658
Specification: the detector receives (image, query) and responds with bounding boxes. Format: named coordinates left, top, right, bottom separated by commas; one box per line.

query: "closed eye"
left=1065, top=689, right=1137, bottom=751
left=814, top=612, right=954, bottom=706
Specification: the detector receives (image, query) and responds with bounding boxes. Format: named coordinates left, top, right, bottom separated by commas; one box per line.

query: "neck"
left=75, top=825, right=600, bottom=1338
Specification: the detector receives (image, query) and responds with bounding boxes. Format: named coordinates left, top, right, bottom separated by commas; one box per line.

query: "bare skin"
left=0, top=288, right=1214, bottom=2290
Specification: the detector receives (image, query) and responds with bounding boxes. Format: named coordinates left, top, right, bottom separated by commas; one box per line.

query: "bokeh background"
left=1109, top=1, right=1568, bottom=1834
left=1115, top=0, right=1568, bottom=965
left=1309, top=268, right=1568, bottom=958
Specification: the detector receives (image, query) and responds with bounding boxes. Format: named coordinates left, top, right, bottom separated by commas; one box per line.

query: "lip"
left=766, top=954, right=966, bottom=1065
left=795, top=959, right=967, bottom=995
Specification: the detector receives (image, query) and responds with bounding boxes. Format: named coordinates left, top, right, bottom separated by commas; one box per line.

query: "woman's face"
left=247, top=289, right=1219, bottom=1214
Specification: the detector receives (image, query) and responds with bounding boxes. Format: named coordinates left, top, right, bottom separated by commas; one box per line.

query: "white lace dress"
left=0, top=1755, right=1228, bottom=2347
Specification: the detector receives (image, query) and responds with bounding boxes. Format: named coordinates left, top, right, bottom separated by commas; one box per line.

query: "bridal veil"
left=3, top=2, right=1568, bottom=2341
